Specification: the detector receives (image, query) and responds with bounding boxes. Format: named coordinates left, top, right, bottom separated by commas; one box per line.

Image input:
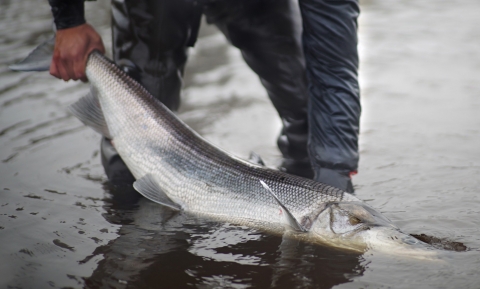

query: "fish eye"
left=348, top=215, right=362, bottom=226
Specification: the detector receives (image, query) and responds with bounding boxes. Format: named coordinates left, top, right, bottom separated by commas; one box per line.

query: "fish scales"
left=10, top=40, right=439, bottom=256
left=85, top=51, right=357, bottom=230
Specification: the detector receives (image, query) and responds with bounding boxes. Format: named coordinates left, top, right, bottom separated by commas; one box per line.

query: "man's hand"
left=50, top=23, right=105, bottom=82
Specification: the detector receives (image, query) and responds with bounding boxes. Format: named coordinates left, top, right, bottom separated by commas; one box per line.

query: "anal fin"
left=134, top=174, right=181, bottom=211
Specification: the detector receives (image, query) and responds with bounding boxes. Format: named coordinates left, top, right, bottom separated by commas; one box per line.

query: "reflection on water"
left=83, top=184, right=363, bottom=289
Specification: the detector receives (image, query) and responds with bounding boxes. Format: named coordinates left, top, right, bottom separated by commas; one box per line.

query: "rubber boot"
left=315, top=168, right=354, bottom=194
left=100, top=137, right=135, bottom=186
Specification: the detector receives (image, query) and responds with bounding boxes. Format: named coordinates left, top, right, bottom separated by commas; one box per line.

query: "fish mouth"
left=372, top=227, right=424, bottom=246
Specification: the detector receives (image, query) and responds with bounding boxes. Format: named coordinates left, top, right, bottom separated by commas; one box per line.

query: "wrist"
left=48, top=0, right=86, bottom=30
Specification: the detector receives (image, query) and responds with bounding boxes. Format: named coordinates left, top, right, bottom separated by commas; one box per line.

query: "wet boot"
left=315, top=168, right=355, bottom=194
left=100, top=137, right=135, bottom=186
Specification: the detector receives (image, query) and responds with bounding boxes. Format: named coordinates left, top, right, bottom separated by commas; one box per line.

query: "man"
left=48, top=0, right=360, bottom=193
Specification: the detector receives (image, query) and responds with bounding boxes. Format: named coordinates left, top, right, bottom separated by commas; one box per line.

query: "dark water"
left=1, top=0, right=480, bottom=288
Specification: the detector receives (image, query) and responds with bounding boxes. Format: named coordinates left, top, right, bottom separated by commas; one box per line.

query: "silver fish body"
left=84, top=52, right=355, bottom=228
left=72, top=52, right=437, bottom=257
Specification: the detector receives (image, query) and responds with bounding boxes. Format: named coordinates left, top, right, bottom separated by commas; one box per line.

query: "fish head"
left=308, top=202, right=395, bottom=238
left=306, top=202, right=437, bottom=257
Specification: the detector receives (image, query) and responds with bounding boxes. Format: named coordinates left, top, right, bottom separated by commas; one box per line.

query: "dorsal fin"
left=259, top=180, right=306, bottom=232
left=134, top=174, right=181, bottom=211
left=248, top=151, right=265, bottom=166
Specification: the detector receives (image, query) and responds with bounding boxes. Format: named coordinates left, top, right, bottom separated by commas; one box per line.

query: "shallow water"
left=1, top=0, right=480, bottom=288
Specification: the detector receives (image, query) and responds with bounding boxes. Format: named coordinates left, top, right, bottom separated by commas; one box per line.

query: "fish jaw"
left=300, top=224, right=439, bottom=260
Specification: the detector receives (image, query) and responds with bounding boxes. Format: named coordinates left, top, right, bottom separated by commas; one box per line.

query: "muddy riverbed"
left=1, top=0, right=479, bottom=288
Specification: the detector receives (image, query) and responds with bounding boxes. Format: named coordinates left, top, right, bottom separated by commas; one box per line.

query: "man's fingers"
left=51, top=51, right=72, bottom=81
left=73, top=59, right=86, bottom=81
left=56, top=58, right=72, bottom=81
left=66, top=55, right=81, bottom=81
left=51, top=54, right=86, bottom=81
left=49, top=60, right=60, bottom=79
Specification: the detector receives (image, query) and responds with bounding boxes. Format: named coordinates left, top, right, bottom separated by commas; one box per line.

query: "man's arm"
left=48, top=0, right=105, bottom=81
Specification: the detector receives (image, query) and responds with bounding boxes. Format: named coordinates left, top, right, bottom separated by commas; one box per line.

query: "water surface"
left=1, top=0, right=479, bottom=288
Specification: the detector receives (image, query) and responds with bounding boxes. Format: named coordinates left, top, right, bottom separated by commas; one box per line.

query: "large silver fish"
left=11, top=49, right=436, bottom=258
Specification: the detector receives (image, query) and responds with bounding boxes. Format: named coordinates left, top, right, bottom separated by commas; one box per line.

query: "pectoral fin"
left=134, top=174, right=181, bottom=211
left=259, top=180, right=306, bottom=232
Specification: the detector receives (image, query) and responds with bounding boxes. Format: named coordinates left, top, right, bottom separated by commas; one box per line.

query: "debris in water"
left=53, top=239, right=75, bottom=252
left=411, top=234, right=467, bottom=252
left=44, top=189, right=66, bottom=195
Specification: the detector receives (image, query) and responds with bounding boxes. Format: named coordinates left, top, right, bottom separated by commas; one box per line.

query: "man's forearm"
left=48, top=0, right=86, bottom=29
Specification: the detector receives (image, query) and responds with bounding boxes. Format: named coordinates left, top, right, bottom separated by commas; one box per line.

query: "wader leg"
left=204, top=0, right=313, bottom=179
left=102, top=0, right=202, bottom=184
left=299, top=0, right=361, bottom=192
left=111, top=0, right=202, bottom=110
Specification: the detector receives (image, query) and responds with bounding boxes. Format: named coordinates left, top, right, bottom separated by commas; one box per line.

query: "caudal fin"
left=9, top=36, right=55, bottom=72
